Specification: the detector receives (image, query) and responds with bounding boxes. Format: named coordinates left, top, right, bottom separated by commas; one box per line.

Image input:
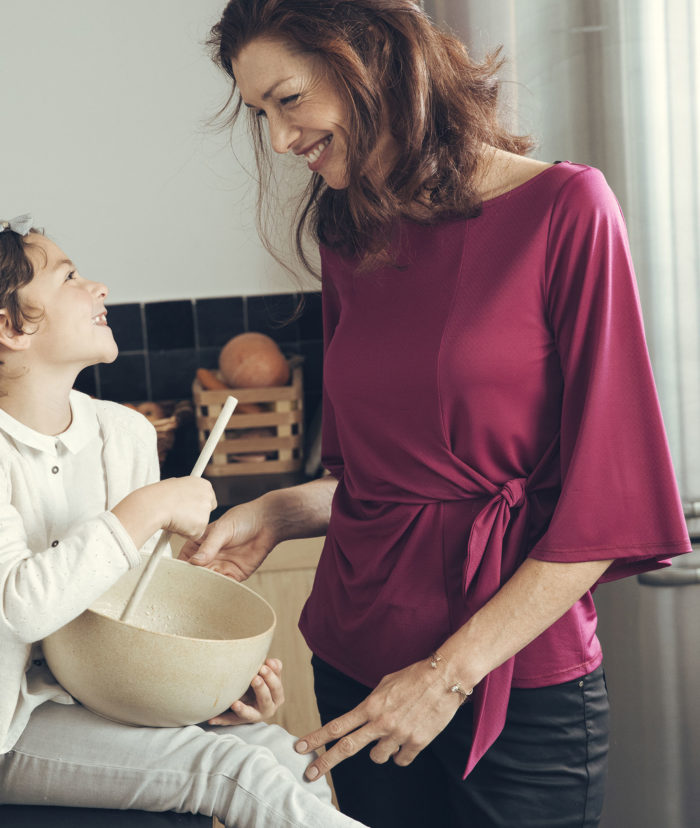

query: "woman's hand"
left=179, top=478, right=338, bottom=581
left=208, top=658, right=284, bottom=725
left=294, top=658, right=466, bottom=781
left=179, top=498, right=276, bottom=581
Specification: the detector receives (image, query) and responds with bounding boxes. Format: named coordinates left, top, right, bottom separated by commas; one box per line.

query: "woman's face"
left=232, top=37, right=394, bottom=190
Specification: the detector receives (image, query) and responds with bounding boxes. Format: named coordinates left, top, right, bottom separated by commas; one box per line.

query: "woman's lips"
left=306, top=136, right=332, bottom=171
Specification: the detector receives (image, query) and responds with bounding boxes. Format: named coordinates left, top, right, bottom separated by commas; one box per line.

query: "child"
left=0, top=216, right=365, bottom=828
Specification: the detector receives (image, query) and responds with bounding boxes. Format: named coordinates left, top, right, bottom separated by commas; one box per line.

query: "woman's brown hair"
left=209, top=0, right=534, bottom=272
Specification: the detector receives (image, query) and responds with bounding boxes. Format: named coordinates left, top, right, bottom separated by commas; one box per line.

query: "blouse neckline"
left=480, top=160, right=570, bottom=209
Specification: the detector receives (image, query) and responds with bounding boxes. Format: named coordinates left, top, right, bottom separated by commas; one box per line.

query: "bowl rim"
left=85, top=556, right=277, bottom=644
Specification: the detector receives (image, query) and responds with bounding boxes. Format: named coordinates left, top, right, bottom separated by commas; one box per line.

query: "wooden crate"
left=192, top=357, right=304, bottom=477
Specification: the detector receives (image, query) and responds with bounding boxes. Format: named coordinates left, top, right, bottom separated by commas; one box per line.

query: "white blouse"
left=0, top=391, right=161, bottom=752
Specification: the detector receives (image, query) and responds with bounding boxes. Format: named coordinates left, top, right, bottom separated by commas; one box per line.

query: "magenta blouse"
left=298, top=162, right=691, bottom=776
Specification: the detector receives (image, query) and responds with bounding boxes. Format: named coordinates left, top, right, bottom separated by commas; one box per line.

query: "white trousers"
left=0, top=702, right=365, bottom=828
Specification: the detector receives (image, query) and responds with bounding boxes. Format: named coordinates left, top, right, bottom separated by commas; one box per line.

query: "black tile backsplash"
left=74, top=365, right=98, bottom=397
left=99, top=352, right=149, bottom=402
left=93, top=291, right=324, bottom=411
left=145, top=300, right=196, bottom=351
left=195, top=297, right=245, bottom=348
left=107, top=303, right=144, bottom=352
left=148, top=349, right=200, bottom=401
left=298, top=291, right=323, bottom=341
left=299, top=340, right=323, bottom=393
left=246, top=294, right=301, bottom=343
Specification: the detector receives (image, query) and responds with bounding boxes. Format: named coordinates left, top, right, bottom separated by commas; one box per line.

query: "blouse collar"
left=0, top=390, right=99, bottom=456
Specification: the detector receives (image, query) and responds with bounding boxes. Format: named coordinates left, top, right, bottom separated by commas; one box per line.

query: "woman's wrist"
left=256, top=490, right=289, bottom=548
left=426, top=649, right=475, bottom=705
left=259, top=478, right=335, bottom=546
left=432, top=617, right=492, bottom=695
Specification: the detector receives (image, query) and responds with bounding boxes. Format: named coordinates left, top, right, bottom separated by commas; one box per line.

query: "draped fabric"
left=298, top=162, right=691, bottom=776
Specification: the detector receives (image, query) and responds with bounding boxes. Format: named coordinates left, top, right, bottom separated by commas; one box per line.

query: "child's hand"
left=208, top=658, right=284, bottom=726
left=112, top=477, right=217, bottom=550
left=156, top=477, right=217, bottom=540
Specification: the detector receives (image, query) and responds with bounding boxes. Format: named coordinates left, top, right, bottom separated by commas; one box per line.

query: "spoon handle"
left=120, top=395, right=238, bottom=622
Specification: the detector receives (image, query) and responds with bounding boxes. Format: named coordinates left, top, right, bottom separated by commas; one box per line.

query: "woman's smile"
left=301, top=135, right=332, bottom=170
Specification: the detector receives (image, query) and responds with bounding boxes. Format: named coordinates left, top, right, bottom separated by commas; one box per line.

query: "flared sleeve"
left=529, top=167, right=691, bottom=578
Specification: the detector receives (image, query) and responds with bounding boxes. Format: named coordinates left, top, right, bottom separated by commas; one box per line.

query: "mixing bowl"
left=43, top=554, right=276, bottom=727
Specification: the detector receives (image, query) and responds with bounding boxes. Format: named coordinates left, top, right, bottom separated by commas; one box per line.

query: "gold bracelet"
left=429, top=651, right=474, bottom=705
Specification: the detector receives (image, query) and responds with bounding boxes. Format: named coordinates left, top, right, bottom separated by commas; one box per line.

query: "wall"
left=0, top=0, right=316, bottom=302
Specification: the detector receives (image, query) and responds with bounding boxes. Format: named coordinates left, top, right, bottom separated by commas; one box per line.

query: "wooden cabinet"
left=244, top=535, right=325, bottom=739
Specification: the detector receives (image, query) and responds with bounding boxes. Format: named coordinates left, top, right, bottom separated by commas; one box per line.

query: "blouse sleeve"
left=529, top=167, right=691, bottom=580
left=0, top=469, right=138, bottom=643
left=320, top=249, right=345, bottom=480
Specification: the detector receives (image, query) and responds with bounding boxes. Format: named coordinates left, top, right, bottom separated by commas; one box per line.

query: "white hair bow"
left=0, top=214, right=33, bottom=236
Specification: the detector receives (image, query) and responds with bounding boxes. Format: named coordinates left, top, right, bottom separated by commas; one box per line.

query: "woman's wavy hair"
left=209, top=0, right=534, bottom=272
left=0, top=228, right=44, bottom=336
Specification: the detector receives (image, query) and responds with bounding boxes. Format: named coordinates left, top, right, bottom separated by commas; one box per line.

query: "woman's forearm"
left=438, top=556, right=613, bottom=691
left=261, top=475, right=338, bottom=545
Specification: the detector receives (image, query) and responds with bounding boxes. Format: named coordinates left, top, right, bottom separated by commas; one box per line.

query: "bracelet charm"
left=428, top=651, right=473, bottom=705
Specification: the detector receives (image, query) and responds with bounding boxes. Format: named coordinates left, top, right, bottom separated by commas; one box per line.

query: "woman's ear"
left=0, top=310, right=32, bottom=351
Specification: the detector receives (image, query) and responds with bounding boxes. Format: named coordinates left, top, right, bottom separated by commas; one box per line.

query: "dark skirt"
left=312, top=656, right=609, bottom=828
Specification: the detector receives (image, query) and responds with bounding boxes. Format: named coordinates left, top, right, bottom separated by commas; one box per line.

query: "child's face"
left=19, top=234, right=118, bottom=370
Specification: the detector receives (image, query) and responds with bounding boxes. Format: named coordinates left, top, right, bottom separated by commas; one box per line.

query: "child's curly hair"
left=0, top=227, right=45, bottom=335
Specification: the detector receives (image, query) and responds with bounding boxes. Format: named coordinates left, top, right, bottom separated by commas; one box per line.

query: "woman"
left=182, top=2, right=692, bottom=826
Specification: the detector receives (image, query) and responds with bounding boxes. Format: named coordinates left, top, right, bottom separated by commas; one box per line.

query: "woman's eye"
left=280, top=94, right=299, bottom=106
left=255, top=109, right=267, bottom=119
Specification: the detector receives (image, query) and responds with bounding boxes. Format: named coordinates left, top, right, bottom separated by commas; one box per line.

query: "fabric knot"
left=499, top=477, right=527, bottom=509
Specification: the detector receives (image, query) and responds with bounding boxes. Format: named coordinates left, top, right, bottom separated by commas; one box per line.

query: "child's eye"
left=65, top=271, right=76, bottom=281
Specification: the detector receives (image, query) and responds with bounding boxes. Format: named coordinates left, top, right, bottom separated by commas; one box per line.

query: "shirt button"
left=51, top=540, right=59, bottom=547
left=51, top=466, right=59, bottom=474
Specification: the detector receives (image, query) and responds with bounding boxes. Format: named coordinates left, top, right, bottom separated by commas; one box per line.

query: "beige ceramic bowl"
left=43, top=555, right=276, bottom=727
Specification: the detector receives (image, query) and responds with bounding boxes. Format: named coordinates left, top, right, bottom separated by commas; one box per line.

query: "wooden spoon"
left=120, top=395, right=238, bottom=622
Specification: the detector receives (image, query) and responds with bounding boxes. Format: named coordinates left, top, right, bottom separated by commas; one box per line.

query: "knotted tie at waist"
left=459, top=476, right=531, bottom=778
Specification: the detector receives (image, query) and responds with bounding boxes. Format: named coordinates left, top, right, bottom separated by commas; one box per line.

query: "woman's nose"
left=267, top=114, right=299, bottom=155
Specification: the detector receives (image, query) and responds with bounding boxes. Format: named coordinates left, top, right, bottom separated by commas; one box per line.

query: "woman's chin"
left=317, top=164, right=349, bottom=190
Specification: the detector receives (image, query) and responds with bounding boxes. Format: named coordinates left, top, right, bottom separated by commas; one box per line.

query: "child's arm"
left=0, top=471, right=215, bottom=644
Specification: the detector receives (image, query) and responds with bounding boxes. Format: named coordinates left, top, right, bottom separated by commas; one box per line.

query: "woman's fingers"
left=189, top=520, right=234, bottom=565
left=368, top=739, right=402, bottom=765
left=296, top=707, right=367, bottom=754
left=295, top=708, right=377, bottom=780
